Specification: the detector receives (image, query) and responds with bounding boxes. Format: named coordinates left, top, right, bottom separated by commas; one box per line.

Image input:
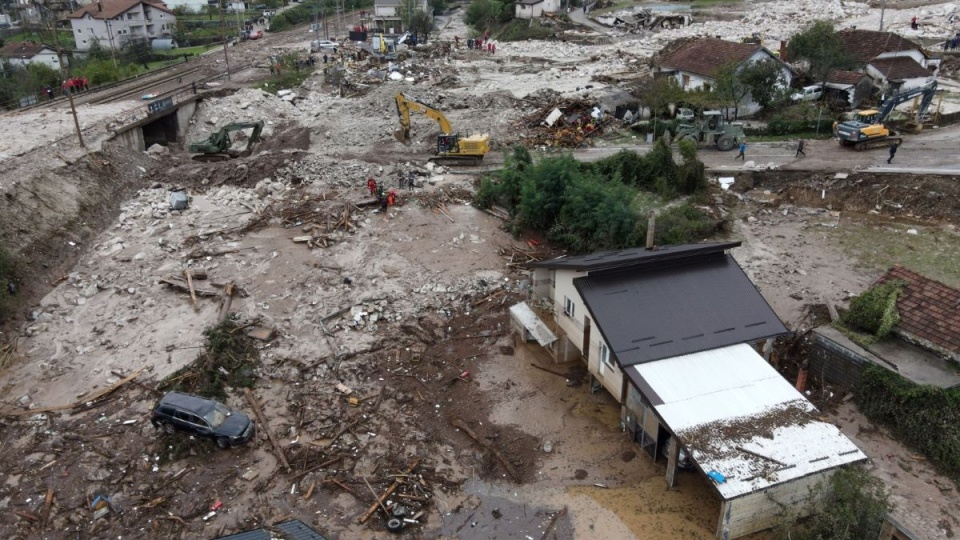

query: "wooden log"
left=74, top=367, right=146, bottom=409
left=159, top=276, right=220, bottom=297
left=303, top=481, right=316, bottom=500
left=325, top=417, right=362, bottom=449
left=529, top=363, right=570, bottom=379
left=183, top=270, right=199, bottom=312
left=362, top=475, right=390, bottom=517
left=325, top=477, right=357, bottom=496
left=111, top=370, right=163, bottom=396
left=243, top=388, right=291, bottom=472
left=358, top=458, right=420, bottom=524
left=291, top=455, right=342, bottom=480
left=451, top=419, right=520, bottom=483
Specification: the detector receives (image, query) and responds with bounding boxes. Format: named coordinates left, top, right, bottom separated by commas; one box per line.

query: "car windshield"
left=203, top=403, right=231, bottom=427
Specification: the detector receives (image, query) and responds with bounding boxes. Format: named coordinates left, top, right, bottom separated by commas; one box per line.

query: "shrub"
left=159, top=318, right=260, bottom=400
left=840, top=280, right=903, bottom=338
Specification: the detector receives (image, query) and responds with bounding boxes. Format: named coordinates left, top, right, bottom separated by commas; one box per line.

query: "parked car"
left=791, top=84, right=824, bottom=102
left=676, top=107, right=695, bottom=122
left=150, top=391, right=256, bottom=449
left=310, top=39, right=338, bottom=52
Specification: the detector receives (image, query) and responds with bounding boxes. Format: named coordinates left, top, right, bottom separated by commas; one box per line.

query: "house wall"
left=669, top=49, right=792, bottom=117
left=515, top=3, right=542, bottom=19
left=876, top=50, right=930, bottom=69
left=4, top=49, right=62, bottom=71
left=718, top=470, right=835, bottom=539
left=809, top=329, right=875, bottom=390
left=71, top=4, right=176, bottom=51
left=864, top=64, right=932, bottom=91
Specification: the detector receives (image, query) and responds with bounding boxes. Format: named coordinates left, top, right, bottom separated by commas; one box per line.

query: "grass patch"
left=827, top=220, right=960, bottom=288
left=159, top=318, right=260, bottom=401
left=495, top=19, right=556, bottom=41
left=257, top=65, right=314, bottom=93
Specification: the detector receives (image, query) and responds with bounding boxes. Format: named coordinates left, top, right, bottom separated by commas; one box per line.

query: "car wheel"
left=717, top=136, right=735, bottom=151
left=386, top=517, right=404, bottom=533
left=215, top=437, right=230, bottom=450
left=163, top=423, right=176, bottom=435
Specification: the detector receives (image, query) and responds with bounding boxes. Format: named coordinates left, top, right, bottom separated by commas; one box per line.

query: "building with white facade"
left=68, top=0, right=176, bottom=51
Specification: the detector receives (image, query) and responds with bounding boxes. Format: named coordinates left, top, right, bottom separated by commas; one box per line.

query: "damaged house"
left=657, top=38, right=794, bottom=116
left=836, top=29, right=938, bottom=91
left=517, top=242, right=867, bottom=539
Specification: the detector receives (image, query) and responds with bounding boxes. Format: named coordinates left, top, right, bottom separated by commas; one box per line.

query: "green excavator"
left=188, top=121, right=265, bottom=161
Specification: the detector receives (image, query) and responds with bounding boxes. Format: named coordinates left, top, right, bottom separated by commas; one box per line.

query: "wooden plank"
left=74, top=367, right=146, bottom=408
left=358, top=458, right=420, bottom=524
left=184, top=270, right=199, bottom=312
left=243, top=388, right=291, bottom=472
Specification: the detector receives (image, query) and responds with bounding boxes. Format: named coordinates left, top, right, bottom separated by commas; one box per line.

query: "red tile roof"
left=68, top=0, right=172, bottom=20
left=837, top=29, right=924, bottom=64
left=827, top=69, right=869, bottom=85
left=659, top=38, right=763, bottom=79
left=869, top=56, right=934, bottom=81
left=875, top=266, right=960, bottom=355
left=0, top=42, right=55, bottom=59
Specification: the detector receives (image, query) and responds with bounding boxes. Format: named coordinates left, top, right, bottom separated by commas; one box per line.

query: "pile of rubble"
left=518, top=98, right=612, bottom=148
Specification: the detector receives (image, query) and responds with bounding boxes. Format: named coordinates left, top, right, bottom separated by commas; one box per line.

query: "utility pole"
left=879, top=0, right=886, bottom=31
left=219, top=0, right=231, bottom=80
left=34, top=1, right=84, bottom=148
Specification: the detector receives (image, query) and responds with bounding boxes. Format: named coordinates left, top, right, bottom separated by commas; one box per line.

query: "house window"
left=563, top=296, right=575, bottom=318
left=600, top=343, right=613, bottom=369
left=703, top=83, right=711, bottom=92
left=681, top=74, right=690, bottom=88
left=77, top=29, right=82, bottom=33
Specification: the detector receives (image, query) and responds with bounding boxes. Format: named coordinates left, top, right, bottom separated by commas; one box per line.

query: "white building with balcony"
left=68, top=0, right=177, bottom=51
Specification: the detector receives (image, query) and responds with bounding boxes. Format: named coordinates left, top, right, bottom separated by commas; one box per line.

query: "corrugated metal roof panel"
left=275, top=520, right=329, bottom=540
left=214, top=530, right=273, bottom=540
left=509, top=302, right=558, bottom=347
left=575, top=254, right=787, bottom=366
left=631, top=344, right=867, bottom=500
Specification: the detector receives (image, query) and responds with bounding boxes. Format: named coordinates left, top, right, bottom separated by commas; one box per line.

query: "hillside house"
left=371, top=0, right=429, bottom=35
left=518, top=242, right=867, bottom=539
left=824, top=69, right=873, bottom=108
left=836, top=29, right=937, bottom=91
left=657, top=38, right=794, bottom=117
left=0, top=41, right=62, bottom=71
left=68, top=0, right=176, bottom=52
left=514, top=0, right=559, bottom=20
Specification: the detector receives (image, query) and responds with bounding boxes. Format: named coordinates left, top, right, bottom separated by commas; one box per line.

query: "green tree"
left=408, top=10, right=433, bottom=42
left=787, top=20, right=857, bottom=85
left=777, top=465, right=891, bottom=540
left=713, top=61, right=751, bottom=119
left=464, top=0, right=502, bottom=32
left=516, top=154, right=580, bottom=231
left=738, top=58, right=785, bottom=111
left=635, top=76, right=683, bottom=121
left=552, top=174, right=638, bottom=252
left=675, top=139, right=707, bottom=195
left=428, top=0, right=448, bottom=14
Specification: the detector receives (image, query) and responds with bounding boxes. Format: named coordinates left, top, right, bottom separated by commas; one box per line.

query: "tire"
left=716, top=136, right=735, bottom=151
left=215, top=437, right=230, bottom=450
left=681, top=134, right=697, bottom=143
left=163, top=423, right=176, bottom=435
left=386, top=518, right=404, bottom=533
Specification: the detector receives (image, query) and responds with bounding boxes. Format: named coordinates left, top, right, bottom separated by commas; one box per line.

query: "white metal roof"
left=508, top=302, right=558, bottom=347
left=631, top=343, right=867, bottom=500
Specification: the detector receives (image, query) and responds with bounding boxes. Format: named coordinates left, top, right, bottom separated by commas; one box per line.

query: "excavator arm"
left=876, top=80, right=938, bottom=123
left=394, top=93, right=454, bottom=144
left=188, top=121, right=265, bottom=157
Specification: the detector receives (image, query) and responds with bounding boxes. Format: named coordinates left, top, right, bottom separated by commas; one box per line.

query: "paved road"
left=568, top=7, right=610, bottom=34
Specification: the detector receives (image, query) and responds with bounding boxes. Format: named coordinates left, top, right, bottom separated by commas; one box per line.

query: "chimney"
left=645, top=212, right=656, bottom=250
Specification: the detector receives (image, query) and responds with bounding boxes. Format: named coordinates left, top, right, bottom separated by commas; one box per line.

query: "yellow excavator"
left=834, top=81, right=938, bottom=151
left=393, top=93, right=490, bottom=165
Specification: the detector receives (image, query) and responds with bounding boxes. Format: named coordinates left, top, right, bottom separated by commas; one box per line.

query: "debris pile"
left=519, top=99, right=612, bottom=148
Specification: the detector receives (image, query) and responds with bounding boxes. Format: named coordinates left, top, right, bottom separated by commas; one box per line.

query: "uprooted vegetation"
left=159, top=318, right=261, bottom=401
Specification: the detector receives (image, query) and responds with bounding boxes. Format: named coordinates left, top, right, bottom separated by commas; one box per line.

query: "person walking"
left=367, top=177, right=377, bottom=196
left=735, top=140, right=746, bottom=161
left=795, top=139, right=805, bottom=157
left=887, top=141, right=899, bottom=164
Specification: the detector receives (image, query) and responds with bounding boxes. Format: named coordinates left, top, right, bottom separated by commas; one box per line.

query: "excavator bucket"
left=394, top=127, right=411, bottom=144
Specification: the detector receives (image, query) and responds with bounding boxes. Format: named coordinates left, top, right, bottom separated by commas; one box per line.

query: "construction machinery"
left=393, top=93, right=490, bottom=165
left=673, top=111, right=746, bottom=151
left=834, top=80, right=937, bottom=151
left=188, top=121, right=265, bottom=161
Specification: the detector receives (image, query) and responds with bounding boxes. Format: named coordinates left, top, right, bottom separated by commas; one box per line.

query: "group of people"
left=943, top=33, right=960, bottom=50
left=367, top=177, right=398, bottom=210
left=45, top=77, right=90, bottom=100
left=454, top=34, right=496, bottom=54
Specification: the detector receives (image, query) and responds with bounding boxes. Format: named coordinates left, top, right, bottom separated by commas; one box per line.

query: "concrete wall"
left=116, top=126, right=145, bottom=152
left=809, top=326, right=877, bottom=390
left=718, top=470, right=835, bottom=539
left=175, top=100, right=197, bottom=140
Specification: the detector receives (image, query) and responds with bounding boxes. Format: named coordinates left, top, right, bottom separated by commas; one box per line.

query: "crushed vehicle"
left=150, top=391, right=256, bottom=449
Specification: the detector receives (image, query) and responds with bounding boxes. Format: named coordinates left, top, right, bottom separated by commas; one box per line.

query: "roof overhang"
left=509, top=302, right=557, bottom=347
left=628, top=344, right=867, bottom=500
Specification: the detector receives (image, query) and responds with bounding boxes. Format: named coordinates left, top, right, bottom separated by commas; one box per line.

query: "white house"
left=0, top=41, right=62, bottom=71
left=514, top=0, right=559, bottom=20
left=371, top=0, right=429, bottom=35
left=658, top=38, right=795, bottom=117
left=68, top=0, right=177, bottom=51
left=837, top=29, right=937, bottom=91
left=518, top=242, right=867, bottom=539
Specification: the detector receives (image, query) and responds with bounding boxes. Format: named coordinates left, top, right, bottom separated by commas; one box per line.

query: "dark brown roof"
left=837, top=29, right=923, bottom=64
left=0, top=42, right=55, bottom=59
left=869, top=56, right=933, bottom=81
left=659, top=38, right=762, bottom=79
left=876, top=266, right=960, bottom=355
left=573, top=252, right=787, bottom=367
left=69, top=0, right=173, bottom=20
left=827, top=69, right=869, bottom=85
